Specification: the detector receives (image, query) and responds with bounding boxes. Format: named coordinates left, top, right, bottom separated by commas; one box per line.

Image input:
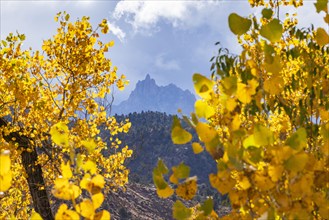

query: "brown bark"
left=0, top=118, right=54, bottom=220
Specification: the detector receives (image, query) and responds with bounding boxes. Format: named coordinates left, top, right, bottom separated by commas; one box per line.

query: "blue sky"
left=0, top=0, right=326, bottom=103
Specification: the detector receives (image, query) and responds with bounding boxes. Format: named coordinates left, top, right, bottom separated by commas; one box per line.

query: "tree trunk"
left=21, top=147, right=54, bottom=220
left=0, top=118, right=54, bottom=220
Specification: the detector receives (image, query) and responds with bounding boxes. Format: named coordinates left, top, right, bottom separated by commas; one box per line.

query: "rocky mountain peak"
left=112, top=74, right=196, bottom=115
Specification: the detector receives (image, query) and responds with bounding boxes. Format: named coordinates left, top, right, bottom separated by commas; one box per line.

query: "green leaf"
left=286, top=128, right=307, bottom=151
left=193, top=74, right=214, bottom=99
left=172, top=163, right=190, bottom=180
left=228, top=13, right=252, bottom=35
left=316, top=28, right=329, bottom=46
left=285, top=152, right=308, bottom=172
left=314, top=0, right=328, bottom=13
left=262, top=8, right=273, bottom=19
left=156, top=159, right=169, bottom=175
left=260, top=19, right=283, bottom=42
left=173, top=200, right=192, bottom=220
left=2, top=40, right=7, bottom=47
left=65, top=14, right=70, bottom=21
left=200, top=198, right=213, bottom=216
left=171, top=116, right=192, bottom=145
left=153, top=169, right=168, bottom=189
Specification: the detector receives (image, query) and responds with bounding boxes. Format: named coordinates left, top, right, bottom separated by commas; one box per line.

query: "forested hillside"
left=105, top=111, right=216, bottom=184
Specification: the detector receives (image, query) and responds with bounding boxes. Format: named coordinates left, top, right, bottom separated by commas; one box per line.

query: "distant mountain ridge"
left=111, top=74, right=196, bottom=115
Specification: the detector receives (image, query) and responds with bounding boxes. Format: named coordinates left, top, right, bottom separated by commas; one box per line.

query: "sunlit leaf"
left=172, top=116, right=192, bottom=144
left=92, top=193, right=104, bottom=210
left=254, top=124, right=274, bottom=146
left=193, top=74, right=214, bottom=99
left=176, top=177, right=197, bottom=200
left=61, top=161, right=72, bottom=179
left=50, top=122, right=69, bottom=148
left=195, top=100, right=215, bottom=119
left=77, top=199, right=94, bottom=218
left=192, top=142, right=204, bottom=154
left=0, top=153, right=11, bottom=176
left=157, top=185, right=174, bottom=198
left=55, top=204, right=80, bottom=220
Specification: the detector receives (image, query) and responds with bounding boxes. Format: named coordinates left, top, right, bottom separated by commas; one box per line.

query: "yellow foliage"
left=0, top=11, right=131, bottom=218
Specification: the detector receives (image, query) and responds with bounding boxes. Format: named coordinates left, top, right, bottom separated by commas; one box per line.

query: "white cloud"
left=155, top=54, right=180, bottom=71
left=107, top=21, right=126, bottom=42
left=113, top=1, right=222, bottom=33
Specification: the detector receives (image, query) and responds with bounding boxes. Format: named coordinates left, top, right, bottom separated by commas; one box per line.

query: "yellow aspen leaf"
left=76, top=199, right=94, bottom=218
left=92, top=193, right=104, bottom=210
left=192, top=142, right=204, bottom=154
left=171, top=116, right=192, bottom=145
left=225, top=96, right=237, bottom=112
left=254, top=173, right=275, bottom=191
left=94, top=210, right=111, bottom=220
left=236, top=79, right=259, bottom=104
left=169, top=174, right=179, bottom=184
left=0, top=153, right=11, bottom=175
left=30, top=211, right=42, bottom=220
left=193, top=73, right=214, bottom=100
left=52, top=178, right=81, bottom=200
left=91, top=175, right=105, bottom=189
left=209, top=173, right=235, bottom=194
left=268, top=164, right=284, bottom=182
left=55, top=204, right=80, bottom=220
left=196, top=122, right=217, bottom=143
left=50, top=122, right=69, bottom=148
left=284, top=152, right=308, bottom=172
left=264, top=76, right=284, bottom=95
left=175, top=177, right=197, bottom=200
left=238, top=176, right=251, bottom=190
left=173, top=200, right=192, bottom=220
left=82, top=160, right=97, bottom=174
left=81, top=139, right=97, bottom=153
left=316, top=27, right=329, bottom=46
left=231, top=114, right=241, bottom=131
left=243, top=135, right=259, bottom=148
left=156, top=185, right=174, bottom=198
left=254, top=124, right=274, bottom=146
left=61, top=161, right=72, bottom=179
left=195, top=100, right=215, bottom=119
left=0, top=171, right=12, bottom=192
left=319, top=108, right=329, bottom=121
